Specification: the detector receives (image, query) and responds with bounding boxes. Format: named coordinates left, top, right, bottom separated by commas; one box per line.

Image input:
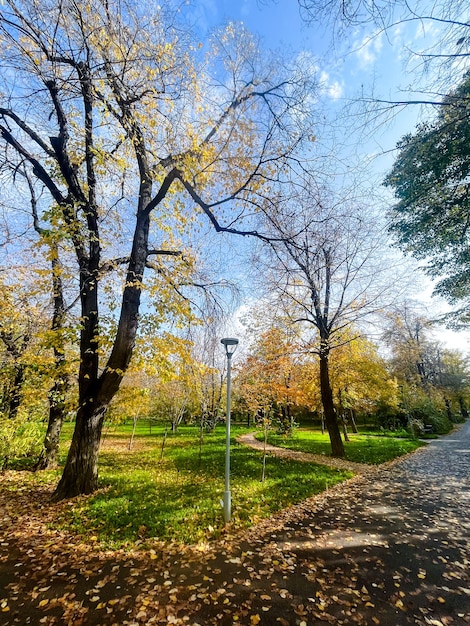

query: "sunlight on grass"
left=57, top=424, right=351, bottom=546
left=7, top=421, right=424, bottom=547
left=261, top=428, right=424, bottom=465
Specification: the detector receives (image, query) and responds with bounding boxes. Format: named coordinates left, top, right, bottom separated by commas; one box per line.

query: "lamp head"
left=221, top=337, right=239, bottom=356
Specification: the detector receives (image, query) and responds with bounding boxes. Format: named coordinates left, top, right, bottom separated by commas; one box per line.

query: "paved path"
left=169, top=422, right=470, bottom=625
left=1, top=423, right=469, bottom=625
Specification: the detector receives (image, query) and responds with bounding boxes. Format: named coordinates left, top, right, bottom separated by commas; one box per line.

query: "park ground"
left=0, top=422, right=469, bottom=625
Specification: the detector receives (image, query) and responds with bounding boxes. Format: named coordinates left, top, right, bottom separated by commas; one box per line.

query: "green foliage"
left=374, top=400, right=408, bottom=430
left=385, top=72, right=470, bottom=314
left=260, top=428, right=424, bottom=465
left=56, top=424, right=350, bottom=546
left=407, top=395, right=453, bottom=434
left=0, top=414, right=44, bottom=469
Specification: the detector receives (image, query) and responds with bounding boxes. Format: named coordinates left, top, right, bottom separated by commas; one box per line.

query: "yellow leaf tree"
left=0, top=0, right=315, bottom=498
left=328, top=332, right=399, bottom=434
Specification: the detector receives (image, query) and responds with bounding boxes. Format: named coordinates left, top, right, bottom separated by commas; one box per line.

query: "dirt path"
left=236, top=432, right=374, bottom=474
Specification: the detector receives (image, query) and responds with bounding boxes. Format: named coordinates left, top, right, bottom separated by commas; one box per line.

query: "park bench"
left=423, top=424, right=434, bottom=434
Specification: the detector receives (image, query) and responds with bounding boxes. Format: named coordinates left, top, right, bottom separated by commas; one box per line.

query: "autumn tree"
left=34, top=242, right=72, bottom=470
left=328, top=332, right=399, bottom=429
left=0, top=1, right=315, bottom=498
left=0, top=170, right=75, bottom=470
left=106, top=331, right=196, bottom=434
left=382, top=304, right=467, bottom=431
left=436, top=349, right=470, bottom=419
left=0, top=277, right=57, bottom=467
left=237, top=325, right=307, bottom=434
left=149, top=355, right=199, bottom=434
left=0, top=281, right=35, bottom=421
left=23, top=170, right=75, bottom=470
left=187, top=322, right=228, bottom=433
left=258, top=178, right=401, bottom=457
left=383, top=305, right=436, bottom=389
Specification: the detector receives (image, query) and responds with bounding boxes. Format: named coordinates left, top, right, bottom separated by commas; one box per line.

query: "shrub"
left=375, top=401, right=408, bottom=431
left=0, top=413, right=44, bottom=469
left=408, top=395, right=452, bottom=434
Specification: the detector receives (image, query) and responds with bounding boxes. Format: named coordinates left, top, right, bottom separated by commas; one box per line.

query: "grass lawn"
left=8, top=422, right=351, bottom=547
left=3, top=421, right=425, bottom=548
left=259, top=428, right=425, bottom=465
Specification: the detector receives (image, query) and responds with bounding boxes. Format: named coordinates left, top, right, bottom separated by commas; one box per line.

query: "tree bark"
left=36, top=245, right=69, bottom=471
left=350, top=408, right=359, bottom=433
left=52, top=207, right=151, bottom=499
left=35, top=382, right=67, bottom=470
left=51, top=402, right=106, bottom=500
left=319, top=350, right=345, bottom=458
left=444, top=397, right=453, bottom=422
left=7, top=365, right=26, bottom=420
left=338, top=388, right=350, bottom=442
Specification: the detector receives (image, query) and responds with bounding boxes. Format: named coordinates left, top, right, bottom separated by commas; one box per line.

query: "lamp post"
left=221, top=337, right=238, bottom=524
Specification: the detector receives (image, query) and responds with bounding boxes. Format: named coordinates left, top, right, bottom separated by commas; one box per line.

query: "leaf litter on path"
left=1, top=424, right=470, bottom=624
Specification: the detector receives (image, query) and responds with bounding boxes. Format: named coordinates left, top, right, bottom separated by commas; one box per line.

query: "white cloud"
left=355, top=31, right=384, bottom=67
left=327, top=79, right=343, bottom=100
left=413, top=19, right=440, bottom=43
left=318, top=69, right=343, bottom=100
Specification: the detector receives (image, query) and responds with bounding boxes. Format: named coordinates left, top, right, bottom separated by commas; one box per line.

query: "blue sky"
left=186, top=0, right=470, bottom=349
left=190, top=0, right=432, bottom=172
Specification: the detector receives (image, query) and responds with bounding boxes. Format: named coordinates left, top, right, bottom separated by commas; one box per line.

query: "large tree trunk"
left=319, top=350, right=345, bottom=458
left=51, top=402, right=107, bottom=500
left=52, top=209, right=151, bottom=500
left=51, top=264, right=102, bottom=498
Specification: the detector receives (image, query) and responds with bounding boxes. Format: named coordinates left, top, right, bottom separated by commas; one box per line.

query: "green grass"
left=259, top=428, right=424, bottom=465
left=53, top=424, right=352, bottom=547
left=7, top=420, right=424, bottom=547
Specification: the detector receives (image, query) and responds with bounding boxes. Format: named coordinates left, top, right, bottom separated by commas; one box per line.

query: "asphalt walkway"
left=1, top=423, right=469, bottom=625
left=173, top=421, right=470, bottom=625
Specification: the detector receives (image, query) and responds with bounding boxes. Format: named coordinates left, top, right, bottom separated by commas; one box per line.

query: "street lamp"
left=221, top=337, right=239, bottom=524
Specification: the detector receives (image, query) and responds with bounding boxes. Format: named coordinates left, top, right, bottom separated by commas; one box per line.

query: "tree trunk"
left=341, top=414, right=350, bottom=442
left=338, top=389, right=350, bottom=442
left=7, top=365, right=26, bottom=420
left=350, top=408, right=359, bottom=433
left=36, top=247, right=68, bottom=471
left=51, top=403, right=107, bottom=500
left=35, top=397, right=65, bottom=470
left=160, top=427, right=168, bottom=462
left=261, top=422, right=268, bottom=483
left=319, top=350, right=345, bottom=458
left=0, top=325, right=30, bottom=420
left=52, top=207, right=152, bottom=499
left=128, top=412, right=139, bottom=450
left=444, top=398, right=453, bottom=422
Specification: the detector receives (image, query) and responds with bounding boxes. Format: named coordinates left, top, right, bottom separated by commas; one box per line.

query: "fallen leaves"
left=1, top=433, right=470, bottom=626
